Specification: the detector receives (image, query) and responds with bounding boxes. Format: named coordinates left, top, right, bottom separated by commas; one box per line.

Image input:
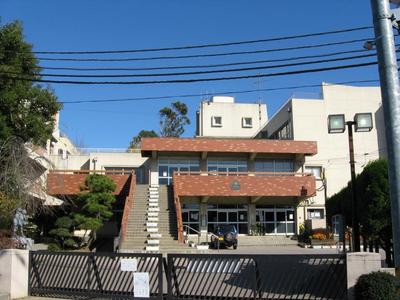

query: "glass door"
left=256, top=206, right=295, bottom=235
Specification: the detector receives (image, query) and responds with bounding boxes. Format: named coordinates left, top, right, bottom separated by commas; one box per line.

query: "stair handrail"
left=182, top=225, right=220, bottom=249
left=183, top=224, right=201, bottom=245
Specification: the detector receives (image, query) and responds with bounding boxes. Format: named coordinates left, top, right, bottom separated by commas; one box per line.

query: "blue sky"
left=1, top=1, right=383, bottom=148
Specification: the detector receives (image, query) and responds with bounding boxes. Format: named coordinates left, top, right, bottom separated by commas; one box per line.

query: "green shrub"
left=355, top=271, right=399, bottom=300
left=47, top=243, right=61, bottom=252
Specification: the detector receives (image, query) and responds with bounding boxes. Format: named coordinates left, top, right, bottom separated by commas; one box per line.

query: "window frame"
left=211, top=116, right=223, bottom=127
left=242, top=117, right=253, bottom=128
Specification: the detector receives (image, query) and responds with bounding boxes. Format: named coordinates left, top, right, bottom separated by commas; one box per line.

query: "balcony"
left=172, top=171, right=316, bottom=198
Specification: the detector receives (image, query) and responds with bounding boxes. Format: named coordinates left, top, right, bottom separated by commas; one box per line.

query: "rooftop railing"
left=48, top=169, right=135, bottom=175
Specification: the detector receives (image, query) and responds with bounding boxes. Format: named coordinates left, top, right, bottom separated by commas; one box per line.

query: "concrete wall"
left=48, top=154, right=90, bottom=170
left=0, top=250, right=29, bottom=299
left=346, top=252, right=383, bottom=300
left=197, top=97, right=268, bottom=138
left=89, top=151, right=148, bottom=170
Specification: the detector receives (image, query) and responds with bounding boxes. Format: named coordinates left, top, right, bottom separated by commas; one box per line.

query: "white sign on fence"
left=120, top=258, right=137, bottom=272
left=134, top=272, right=150, bottom=298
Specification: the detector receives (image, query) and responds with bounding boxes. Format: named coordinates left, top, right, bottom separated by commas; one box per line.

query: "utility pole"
left=346, top=121, right=361, bottom=252
left=370, top=0, right=400, bottom=268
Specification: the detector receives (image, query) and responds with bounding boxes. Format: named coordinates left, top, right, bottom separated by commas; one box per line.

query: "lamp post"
left=328, top=113, right=373, bottom=252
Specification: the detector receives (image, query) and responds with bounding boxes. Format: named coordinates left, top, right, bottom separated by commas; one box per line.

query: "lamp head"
left=328, top=114, right=345, bottom=134
left=354, top=113, right=373, bottom=132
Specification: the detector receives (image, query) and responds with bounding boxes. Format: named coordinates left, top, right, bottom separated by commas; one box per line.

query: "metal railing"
left=49, top=169, right=135, bottom=175
left=182, top=224, right=220, bottom=250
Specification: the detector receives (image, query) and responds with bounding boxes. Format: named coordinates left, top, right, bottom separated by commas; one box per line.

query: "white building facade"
left=258, top=83, right=386, bottom=231
left=196, top=96, right=268, bottom=138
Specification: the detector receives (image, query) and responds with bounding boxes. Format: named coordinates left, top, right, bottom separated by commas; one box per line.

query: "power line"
left=39, top=47, right=377, bottom=72
left=0, top=60, right=380, bottom=85
left=59, top=79, right=379, bottom=104
left=8, top=52, right=379, bottom=78
left=12, top=26, right=372, bottom=55
left=35, top=38, right=372, bottom=62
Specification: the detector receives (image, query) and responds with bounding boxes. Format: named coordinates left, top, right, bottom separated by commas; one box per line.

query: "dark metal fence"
left=29, top=252, right=347, bottom=300
left=29, top=251, right=163, bottom=299
left=166, top=254, right=347, bottom=300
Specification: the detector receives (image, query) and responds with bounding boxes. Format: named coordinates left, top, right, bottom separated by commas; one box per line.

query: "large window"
left=256, top=206, right=295, bottom=235
left=270, top=121, right=292, bottom=140
left=182, top=204, right=200, bottom=234
left=207, top=204, right=248, bottom=234
left=207, top=160, right=247, bottom=175
left=255, top=159, right=294, bottom=175
left=158, top=159, right=200, bottom=185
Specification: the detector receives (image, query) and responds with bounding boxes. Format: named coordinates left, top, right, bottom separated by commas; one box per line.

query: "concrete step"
left=146, top=222, right=158, bottom=227
left=149, top=203, right=159, bottom=207
left=148, top=212, right=159, bottom=217
left=145, top=246, right=159, bottom=251
left=149, top=207, right=160, bottom=212
left=149, top=233, right=162, bottom=238
left=147, top=217, right=158, bottom=222
left=147, top=228, right=158, bottom=233
left=147, top=240, right=160, bottom=245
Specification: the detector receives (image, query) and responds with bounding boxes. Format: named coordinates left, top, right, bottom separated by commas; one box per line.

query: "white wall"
left=292, top=84, right=384, bottom=198
left=89, top=151, right=148, bottom=170
left=198, top=98, right=268, bottom=138
left=264, top=83, right=385, bottom=228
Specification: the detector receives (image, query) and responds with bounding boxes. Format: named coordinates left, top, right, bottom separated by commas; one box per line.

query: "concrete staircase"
left=120, top=184, right=184, bottom=253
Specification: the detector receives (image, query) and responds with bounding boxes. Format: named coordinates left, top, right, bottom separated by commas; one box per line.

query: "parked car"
left=211, top=224, right=238, bottom=249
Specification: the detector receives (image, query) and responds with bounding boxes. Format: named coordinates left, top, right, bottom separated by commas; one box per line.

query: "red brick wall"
left=141, top=137, right=317, bottom=155
left=173, top=174, right=316, bottom=197
left=47, top=173, right=131, bottom=196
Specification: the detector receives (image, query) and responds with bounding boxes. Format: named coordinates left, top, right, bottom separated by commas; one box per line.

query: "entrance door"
left=207, top=205, right=248, bottom=234
left=256, top=207, right=295, bottom=235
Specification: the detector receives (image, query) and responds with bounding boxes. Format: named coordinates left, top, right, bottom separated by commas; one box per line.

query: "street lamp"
left=328, top=112, right=373, bottom=252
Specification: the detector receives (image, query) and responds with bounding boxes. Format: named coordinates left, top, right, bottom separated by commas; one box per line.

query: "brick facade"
left=141, top=137, right=317, bottom=155
left=173, top=174, right=316, bottom=197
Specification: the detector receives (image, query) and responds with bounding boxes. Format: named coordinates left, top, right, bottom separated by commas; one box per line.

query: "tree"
left=326, top=159, right=393, bottom=266
left=0, top=21, right=61, bottom=145
left=159, top=101, right=190, bottom=137
left=72, top=174, right=116, bottom=245
left=128, top=130, right=158, bottom=149
left=0, top=21, right=61, bottom=229
left=49, top=216, right=76, bottom=250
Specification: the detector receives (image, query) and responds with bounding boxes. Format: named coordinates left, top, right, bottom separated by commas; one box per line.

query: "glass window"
left=189, top=211, right=199, bottom=222
left=242, top=117, right=253, bottom=128
left=208, top=211, right=217, bottom=222
left=182, top=212, right=189, bottom=223
left=238, top=211, right=247, bottom=222
left=276, top=211, right=286, bottom=222
left=305, top=166, right=322, bottom=178
left=228, top=212, right=238, bottom=222
left=212, top=116, right=222, bottom=127
left=207, top=160, right=248, bottom=175
left=256, top=206, right=295, bottom=235
left=265, top=212, right=274, bottom=222
left=158, top=166, right=168, bottom=177
left=218, top=212, right=227, bottom=222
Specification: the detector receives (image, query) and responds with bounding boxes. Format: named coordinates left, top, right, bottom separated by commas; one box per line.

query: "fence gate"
left=29, top=251, right=163, bottom=299
left=167, top=254, right=347, bottom=300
